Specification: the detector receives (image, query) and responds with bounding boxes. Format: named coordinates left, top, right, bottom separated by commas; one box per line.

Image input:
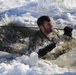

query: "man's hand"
left=64, top=26, right=73, bottom=37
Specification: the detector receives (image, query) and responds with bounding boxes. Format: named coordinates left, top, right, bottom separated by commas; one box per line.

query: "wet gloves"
left=38, top=42, right=56, bottom=57
left=64, top=26, right=73, bottom=37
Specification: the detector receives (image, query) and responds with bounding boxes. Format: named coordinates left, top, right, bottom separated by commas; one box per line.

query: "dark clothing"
left=27, top=30, right=57, bottom=57
left=64, top=26, right=73, bottom=37
left=38, top=43, right=56, bottom=57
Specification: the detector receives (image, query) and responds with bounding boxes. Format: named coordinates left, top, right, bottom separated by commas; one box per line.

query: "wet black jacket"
left=27, top=30, right=57, bottom=57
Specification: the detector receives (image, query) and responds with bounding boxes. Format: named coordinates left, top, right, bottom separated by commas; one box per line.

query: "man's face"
left=42, top=20, right=53, bottom=34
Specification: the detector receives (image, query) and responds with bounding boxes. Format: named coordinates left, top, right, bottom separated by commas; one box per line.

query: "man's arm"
left=38, top=42, right=56, bottom=57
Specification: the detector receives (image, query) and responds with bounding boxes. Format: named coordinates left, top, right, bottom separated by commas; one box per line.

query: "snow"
left=0, top=52, right=76, bottom=75
left=0, top=0, right=76, bottom=75
left=13, top=13, right=37, bottom=27
left=50, top=48, right=76, bottom=69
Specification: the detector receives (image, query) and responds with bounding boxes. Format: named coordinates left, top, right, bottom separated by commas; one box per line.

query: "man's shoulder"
left=31, top=31, right=40, bottom=38
left=29, top=31, right=41, bottom=41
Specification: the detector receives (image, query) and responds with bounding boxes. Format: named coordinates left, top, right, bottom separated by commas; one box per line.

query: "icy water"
left=0, top=25, right=38, bottom=53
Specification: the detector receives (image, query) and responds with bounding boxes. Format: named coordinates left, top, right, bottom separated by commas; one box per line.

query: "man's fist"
left=64, top=26, right=73, bottom=37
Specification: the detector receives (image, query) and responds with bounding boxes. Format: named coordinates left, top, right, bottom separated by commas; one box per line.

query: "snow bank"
left=0, top=52, right=76, bottom=75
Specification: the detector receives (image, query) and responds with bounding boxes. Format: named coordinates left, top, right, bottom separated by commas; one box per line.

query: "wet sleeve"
left=38, top=43, right=56, bottom=57
left=27, top=37, right=38, bottom=54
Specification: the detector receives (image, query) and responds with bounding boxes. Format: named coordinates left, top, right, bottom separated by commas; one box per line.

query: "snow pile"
left=0, top=0, right=29, bottom=12
left=0, top=52, right=76, bottom=75
left=0, top=0, right=76, bottom=28
left=63, top=0, right=76, bottom=8
left=13, top=13, right=37, bottom=27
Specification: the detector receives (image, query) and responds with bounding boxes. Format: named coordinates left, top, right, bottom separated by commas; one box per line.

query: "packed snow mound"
left=0, top=0, right=29, bottom=12
left=13, top=13, right=38, bottom=27
left=50, top=48, right=76, bottom=70
left=0, top=52, right=76, bottom=75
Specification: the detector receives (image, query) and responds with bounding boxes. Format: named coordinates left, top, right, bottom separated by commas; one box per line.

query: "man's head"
left=37, top=16, right=53, bottom=35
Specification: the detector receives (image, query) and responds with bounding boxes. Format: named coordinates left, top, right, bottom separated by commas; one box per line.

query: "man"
left=26, top=16, right=58, bottom=57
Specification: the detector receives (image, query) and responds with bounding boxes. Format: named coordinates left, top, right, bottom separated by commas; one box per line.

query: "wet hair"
left=37, top=16, right=50, bottom=26
left=64, top=26, right=73, bottom=37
